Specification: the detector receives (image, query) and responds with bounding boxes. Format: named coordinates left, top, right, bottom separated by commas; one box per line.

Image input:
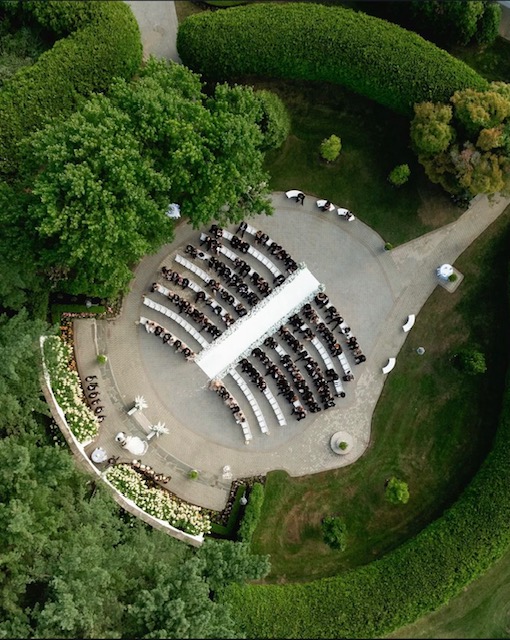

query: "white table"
left=91, top=447, right=108, bottom=463
left=437, top=264, right=453, bottom=279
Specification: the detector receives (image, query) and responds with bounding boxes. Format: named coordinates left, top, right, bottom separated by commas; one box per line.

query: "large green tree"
left=5, top=57, right=274, bottom=301
left=21, top=93, right=174, bottom=298
left=411, top=83, right=510, bottom=197
left=108, top=57, right=273, bottom=228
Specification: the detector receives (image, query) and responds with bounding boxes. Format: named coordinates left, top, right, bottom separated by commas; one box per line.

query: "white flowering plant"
left=43, top=336, right=99, bottom=444
left=105, top=464, right=211, bottom=536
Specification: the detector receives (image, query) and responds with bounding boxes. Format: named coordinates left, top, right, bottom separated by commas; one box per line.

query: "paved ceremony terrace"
left=73, top=191, right=510, bottom=510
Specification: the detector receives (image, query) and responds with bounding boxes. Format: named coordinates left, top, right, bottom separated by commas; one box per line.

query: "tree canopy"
left=411, top=83, right=510, bottom=197
left=1, top=57, right=276, bottom=302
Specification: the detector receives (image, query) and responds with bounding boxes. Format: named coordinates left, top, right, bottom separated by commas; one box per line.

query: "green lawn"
left=251, top=77, right=461, bottom=245
left=251, top=206, right=510, bottom=583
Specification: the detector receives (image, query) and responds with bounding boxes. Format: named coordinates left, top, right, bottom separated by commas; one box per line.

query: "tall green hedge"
left=177, top=2, right=489, bottom=118
left=237, top=482, right=265, bottom=543
left=223, top=295, right=510, bottom=637
left=0, top=0, right=142, bottom=177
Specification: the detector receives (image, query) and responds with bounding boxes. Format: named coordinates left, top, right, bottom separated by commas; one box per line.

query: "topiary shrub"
left=237, top=482, right=264, bottom=544
left=322, top=516, right=348, bottom=550
left=177, top=2, right=488, bottom=117
left=0, top=0, right=142, bottom=178
left=188, top=469, right=199, bottom=480
left=255, top=89, right=291, bottom=151
left=320, top=134, right=342, bottom=163
left=385, top=476, right=410, bottom=505
left=453, top=347, right=487, bottom=375
left=388, top=164, right=411, bottom=186
left=96, top=354, right=108, bottom=365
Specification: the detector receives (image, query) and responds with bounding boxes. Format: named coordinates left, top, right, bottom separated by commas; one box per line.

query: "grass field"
left=250, top=77, right=461, bottom=246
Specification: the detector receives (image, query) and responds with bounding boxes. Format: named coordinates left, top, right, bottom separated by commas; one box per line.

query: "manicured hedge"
left=222, top=282, right=510, bottom=638
left=0, top=0, right=142, bottom=177
left=237, top=482, right=265, bottom=543
left=177, top=2, right=489, bottom=117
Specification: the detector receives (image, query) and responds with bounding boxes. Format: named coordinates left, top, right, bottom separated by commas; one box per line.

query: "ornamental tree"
left=320, top=135, right=342, bottom=163
left=13, top=58, right=274, bottom=299
left=385, top=477, right=410, bottom=505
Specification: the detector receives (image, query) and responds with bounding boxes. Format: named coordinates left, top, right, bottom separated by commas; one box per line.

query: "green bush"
left=188, top=469, right=199, bottom=480
left=385, top=477, right=410, bottom=505
left=0, top=0, right=142, bottom=177
left=388, top=164, right=411, bottom=186
left=320, top=134, right=342, bottom=162
left=454, top=348, right=487, bottom=375
left=255, top=89, right=291, bottom=151
left=322, top=516, right=348, bottom=551
left=237, top=482, right=264, bottom=544
left=177, top=2, right=488, bottom=117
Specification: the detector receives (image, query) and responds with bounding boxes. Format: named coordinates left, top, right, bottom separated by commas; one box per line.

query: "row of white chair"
left=222, top=229, right=282, bottom=278
left=311, top=337, right=345, bottom=396
left=143, top=297, right=209, bottom=349
left=229, top=369, right=269, bottom=434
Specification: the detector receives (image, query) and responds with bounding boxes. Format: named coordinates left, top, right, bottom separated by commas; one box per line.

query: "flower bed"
left=105, top=464, right=211, bottom=536
left=42, top=335, right=99, bottom=444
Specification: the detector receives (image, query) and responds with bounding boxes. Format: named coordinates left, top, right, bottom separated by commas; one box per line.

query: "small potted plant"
left=188, top=469, right=199, bottom=480
left=448, top=273, right=458, bottom=282
left=384, top=242, right=393, bottom=251
left=97, top=353, right=108, bottom=365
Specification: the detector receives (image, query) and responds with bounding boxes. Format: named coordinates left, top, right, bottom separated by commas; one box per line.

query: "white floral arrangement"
left=105, top=464, right=211, bottom=536
left=43, top=336, right=99, bottom=444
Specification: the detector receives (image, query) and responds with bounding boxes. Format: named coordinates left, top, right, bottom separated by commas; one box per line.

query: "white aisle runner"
left=195, top=266, right=320, bottom=379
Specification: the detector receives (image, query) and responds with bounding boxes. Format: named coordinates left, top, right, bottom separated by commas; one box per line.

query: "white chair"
left=316, top=199, right=335, bottom=212
left=382, top=357, right=396, bottom=374
left=402, top=314, right=415, bottom=333
left=337, top=208, right=356, bottom=221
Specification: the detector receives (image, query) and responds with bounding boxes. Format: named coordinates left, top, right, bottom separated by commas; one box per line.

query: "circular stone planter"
left=330, top=431, right=354, bottom=455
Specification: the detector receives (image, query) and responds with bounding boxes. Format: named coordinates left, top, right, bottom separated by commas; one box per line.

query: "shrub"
left=454, top=348, right=487, bottom=375
left=320, top=134, right=342, bottom=162
left=188, top=469, right=199, bottom=480
left=448, top=273, right=458, bottom=282
left=388, top=164, right=411, bottom=186
left=96, top=354, right=108, bottom=365
left=385, top=477, right=410, bottom=505
left=322, top=516, right=348, bottom=551
left=177, top=2, right=488, bottom=117
left=0, top=0, right=142, bottom=177
left=384, top=242, right=393, bottom=251
left=338, top=441, right=348, bottom=451
left=255, top=89, right=291, bottom=151
left=237, top=482, right=264, bottom=543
